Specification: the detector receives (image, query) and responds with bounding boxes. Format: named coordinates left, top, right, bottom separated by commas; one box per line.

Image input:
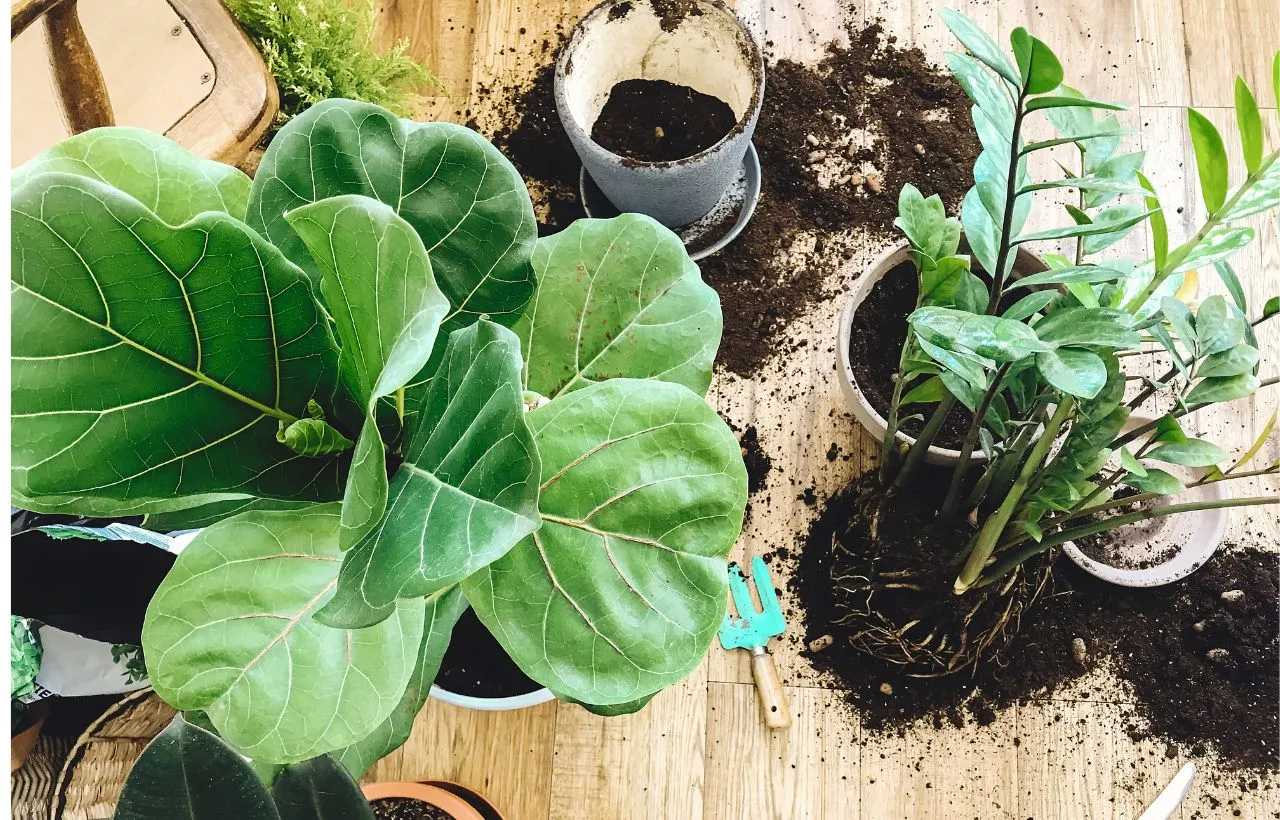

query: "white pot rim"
left=429, top=683, right=555, bottom=711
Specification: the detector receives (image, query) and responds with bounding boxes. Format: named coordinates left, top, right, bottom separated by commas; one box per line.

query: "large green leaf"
left=463, top=378, right=747, bottom=706
left=286, top=195, right=450, bottom=548
left=1235, top=78, right=1265, bottom=174
left=334, top=586, right=468, bottom=779
left=1222, top=157, right=1280, bottom=220
left=1009, top=28, right=1063, bottom=94
left=1187, top=108, right=1229, bottom=213
left=142, top=505, right=425, bottom=764
left=1036, top=347, right=1107, bottom=398
left=272, top=756, right=375, bottom=820
left=114, top=717, right=280, bottom=820
left=1193, top=294, right=1246, bottom=356
left=1147, top=438, right=1229, bottom=467
left=895, top=183, right=961, bottom=261
left=1173, top=225, right=1255, bottom=274
left=12, top=173, right=341, bottom=514
left=515, top=214, right=721, bottom=400
left=317, top=320, right=540, bottom=629
left=1197, top=343, right=1259, bottom=378
left=12, top=127, right=250, bottom=224
left=1186, top=373, right=1260, bottom=407
left=910, top=306, right=1051, bottom=362
left=248, top=99, right=536, bottom=333
left=1033, top=307, right=1142, bottom=349
left=941, top=9, right=1020, bottom=87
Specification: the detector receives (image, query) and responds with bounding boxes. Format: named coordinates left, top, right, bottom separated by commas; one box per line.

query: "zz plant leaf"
left=317, top=320, right=540, bottom=629
left=142, top=505, right=425, bottom=764
left=11, top=172, right=342, bottom=512
left=516, top=213, right=722, bottom=400
left=463, top=378, right=747, bottom=707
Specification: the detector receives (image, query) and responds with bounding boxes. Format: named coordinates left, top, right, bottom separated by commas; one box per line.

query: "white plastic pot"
left=837, top=241, right=1047, bottom=465
left=429, top=684, right=555, bottom=712
left=1062, top=415, right=1229, bottom=587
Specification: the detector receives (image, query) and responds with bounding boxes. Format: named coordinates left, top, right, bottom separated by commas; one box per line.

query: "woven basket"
left=49, top=690, right=174, bottom=820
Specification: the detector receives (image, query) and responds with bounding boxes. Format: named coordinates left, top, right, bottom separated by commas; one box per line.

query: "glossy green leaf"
left=1213, top=261, right=1248, bottom=313
left=1020, top=173, right=1145, bottom=198
left=1267, top=296, right=1280, bottom=318
left=1034, top=307, right=1142, bottom=349
left=1176, top=228, right=1256, bottom=279
left=1136, top=172, right=1168, bottom=272
left=334, top=586, right=468, bottom=779
left=945, top=52, right=1015, bottom=141
left=280, top=418, right=354, bottom=457
left=12, top=173, right=341, bottom=514
left=12, top=127, right=250, bottom=224
left=1025, top=95, right=1127, bottom=112
left=917, top=336, right=993, bottom=390
left=516, top=214, right=720, bottom=400
left=1002, top=291, right=1059, bottom=321
left=901, top=375, right=949, bottom=405
left=1149, top=322, right=1191, bottom=381
left=1187, top=108, right=1229, bottom=213
left=1007, top=265, right=1128, bottom=291
left=1153, top=414, right=1188, bottom=444
left=140, top=497, right=315, bottom=531
left=1161, top=296, right=1198, bottom=355
left=114, top=716, right=280, bottom=820
left=272, top=756, right=375, bottom=820
left=463, top=378, right=746, bottom=706
left=1014, top=209, right=1155, bottom=245
left=1185, top=373, right=1261, bottom=407
left=287, top=194, right=450, bottom=548
left=1147, top=438, right=1229, bottom=467
left=1197, top=343, right=1259, bottom=378
left=1010, top=28, right=1063, bottom=94
left=1194, top=294, right=1246, bottom=356
left=895, top=183, right=961, bottom=261
left=920, top=256, right=975, bottom=306
left=1122, top=467, right=1185, bottom=495
left=143, top=505, right=425, bottom=764
left=1120, top=447, right=1147, bottom=478
left=1235, top=78, right=1265, bottom=174
left=1082, top=151, right=1146, bottom=209
left=1222, top=157, right=1280, bottom=220
left=1019, top=131, right=1128, bottom=156
left=560, top=693, right=656, bottom=716
left=1036, top=348, right=1107, bottom=398
left=249, top=99, right=536, bottom=332
left=1083, top=204, right=1148, bottom=254
left=318, top=320, right=539, bottom=629
left=961, top=187, right=1004, bottom=277
left=910, top=306, right=1051, bottom=362
left=941, top=9, right=1021, bottom=87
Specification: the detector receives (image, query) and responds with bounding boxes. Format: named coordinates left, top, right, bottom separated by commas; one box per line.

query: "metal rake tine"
left=750, top=556, right=783, bottom=620
left=726, top=561, right=760, bottom=618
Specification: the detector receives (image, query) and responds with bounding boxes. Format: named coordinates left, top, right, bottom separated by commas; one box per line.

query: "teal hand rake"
left=718, top=556, right=791, bottom=730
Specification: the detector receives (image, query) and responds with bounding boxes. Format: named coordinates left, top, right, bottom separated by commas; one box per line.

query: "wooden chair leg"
left=44, top=0, right=114, bottom=133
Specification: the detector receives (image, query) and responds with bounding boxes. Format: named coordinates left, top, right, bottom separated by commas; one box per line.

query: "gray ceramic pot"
left=554, top=0, right=764, bottom=227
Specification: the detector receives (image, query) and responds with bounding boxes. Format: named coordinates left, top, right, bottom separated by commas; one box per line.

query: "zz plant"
left=867, top=11, right=1279, bottom=672
left=11, top=100, right=746, bottom=774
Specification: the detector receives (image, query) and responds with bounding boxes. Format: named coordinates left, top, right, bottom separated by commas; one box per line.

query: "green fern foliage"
left=228, top=0, right=439, bottom=122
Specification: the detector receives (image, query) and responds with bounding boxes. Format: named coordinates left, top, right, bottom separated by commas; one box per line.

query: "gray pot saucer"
left=579, top=141, right=760, bottom=260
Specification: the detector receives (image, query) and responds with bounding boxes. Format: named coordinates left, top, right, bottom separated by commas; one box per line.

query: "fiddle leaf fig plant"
left=861, top=11, right=1279, bottom=674
left=12, top=98, right=745, bottom=780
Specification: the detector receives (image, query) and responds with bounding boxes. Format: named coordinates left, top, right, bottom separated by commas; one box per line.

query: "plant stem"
left=893, top=395, right=957, bottom=490
left=1117, top=374, right=1278, bottom=449
left=973, top=495, right=1279, bottom=588
left=880, top=353, right=913, bottom=485
left=940, top=363, right=1011, bottom=519
left=955, top=399, right=1075, bottom=593
left=986, top=92, right=1029, bottom=311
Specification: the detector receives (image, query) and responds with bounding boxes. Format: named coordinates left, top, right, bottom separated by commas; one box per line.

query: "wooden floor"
left=366, top=0, right=1280, bottom=817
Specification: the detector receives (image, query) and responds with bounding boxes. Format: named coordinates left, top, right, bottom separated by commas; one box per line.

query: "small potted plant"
left=827, top=10, right=1279, bottom=676
left=12, top=97, right=746, bottom=791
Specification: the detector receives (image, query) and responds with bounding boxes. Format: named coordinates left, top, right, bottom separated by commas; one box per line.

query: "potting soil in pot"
left=370, top=797, right=451, bottom=820
left=845, top=259, right=975, bottom=449
left=590, top=79, right=736, bottom=162
left=436, top=608, right=543, bottom=698
left=479, top=14, right=980, bottom=377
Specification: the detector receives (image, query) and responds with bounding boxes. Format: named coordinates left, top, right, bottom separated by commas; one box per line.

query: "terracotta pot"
left=362, top=781, right=494, bottom=820
left=837, top=241, right=1047, bottom=465
left=11, top=701, right=49, bottom=773
left=1062, top=414, right=1229, bottom=587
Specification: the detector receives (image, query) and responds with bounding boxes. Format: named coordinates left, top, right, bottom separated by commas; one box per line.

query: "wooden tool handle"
left=750, top=647, right=791, bottom=730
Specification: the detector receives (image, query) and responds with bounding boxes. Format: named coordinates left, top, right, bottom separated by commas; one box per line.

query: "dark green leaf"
left=143, top=506, right=425, bottom=764
left=1194, top=294, right=1246, bottom=356
left=919, top=256, right=974, bottom=306
left=516, top=214, right=721, bottom=399
left=1235, top=77, right=1265, bottom=174
left=1006, top=265, right=1128, bottom=290
left=1147, top=438, right=1229, bottom=467
left=1025, top=96, right=1127, bottom=112
left=901, top=375, right=949, bottom=405
left=1213, top=261, right=1248, bottom=312
left=1002, top=291, right=1059, bottom=321
left=1187, top=108, right=1229, bottom=213
left=910, top=306, right=1052, bottom=362
left=12, top=173, right=341, bottom=513
left=1010, top=28, right=1064, bottom=93
left=918, top=336, right=993, bottom=390
left=1033, top=307, right=1142, bottom=349
left=334, top=586, right=469, bottom=779
left=463, top=378, right=746, bottom=707
left=1014, top=209, right=1156, bottom=245
left=1036, top=348, right=1108, bottom=398
left=1265, top=296, right=1280, bottom=318
left=1197, top=343, right=1259, bottom=378
left=941, top=9, right=1021, bottom=87
left=1186, top=373, right=1261, bottom=407
left=561, top=693, right=657, bottom=716
left=114, top=717, right=280, bottom=820
left=1122, top=467, right=1185, bottom=495
left=318, top=320, right=540, bottom=629
left=272, top=756, right=374, bottom=820
left=1153, top=414, right=1188, bottom=444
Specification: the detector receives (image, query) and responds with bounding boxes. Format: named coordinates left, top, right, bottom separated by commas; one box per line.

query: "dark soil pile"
left=482, top=18, right=980, bottom=377
left=436, top=608, right=542, bottom=698
left=739, top=425, right=773, bottom=494
left=591, top=79, right=736, bottom=162
left=370, top=798, right=451, bottom=820
left=792, top=471, right=1280, bottom=772
left=846, top=260, right=974, bottom=448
